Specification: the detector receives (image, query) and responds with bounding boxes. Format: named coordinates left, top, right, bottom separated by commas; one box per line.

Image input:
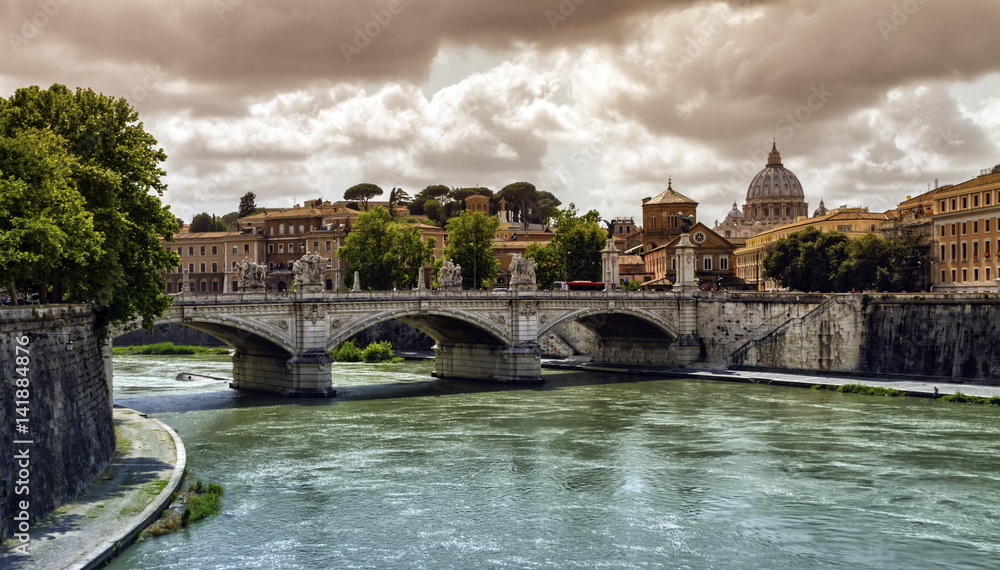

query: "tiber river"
left=108, top=354, right=1000, bottom=569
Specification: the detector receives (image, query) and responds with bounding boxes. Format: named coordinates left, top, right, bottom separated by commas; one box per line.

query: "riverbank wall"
left=0, top=304, right=115, bottom=541
left=710, top=293, right=1000, bottom=384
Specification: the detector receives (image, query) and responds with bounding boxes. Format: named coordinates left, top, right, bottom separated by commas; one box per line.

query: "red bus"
left=554, top=281, right=606, bottom=291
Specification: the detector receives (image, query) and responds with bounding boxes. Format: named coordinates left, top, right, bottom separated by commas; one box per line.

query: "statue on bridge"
left=440, top=260, right=462, bottom=291
left=293, top=253, right=325, bottom=287
left=236, top=259, right=268, bottom=290
left=679, top=213, right=694, bottom=233
left=509, top=253, right=537, bottom=291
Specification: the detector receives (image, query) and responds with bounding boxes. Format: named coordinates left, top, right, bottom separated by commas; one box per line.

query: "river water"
left=108, top=355, right=1000, bottom=569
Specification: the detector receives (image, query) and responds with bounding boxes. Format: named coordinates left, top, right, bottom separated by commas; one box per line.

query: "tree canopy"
left=441, top=211, right=500, bottom=289
left=344, top=183, right=383, bottom=211
left=238, top=191, right=257, bottom=218
left=337, top=206, right=433, bottom=290
left=763, top=227, right=930, bottom=292
left=495, top=182, right=560, bottom=225
left=523, top=204, right=606, bottom=286
left=190, top=212, right=230, bottom=232
left=0, top=84, right=179, bottom=326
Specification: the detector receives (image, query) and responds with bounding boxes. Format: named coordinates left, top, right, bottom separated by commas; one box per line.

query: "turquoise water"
left=109, top=356, right=1000, bottom=569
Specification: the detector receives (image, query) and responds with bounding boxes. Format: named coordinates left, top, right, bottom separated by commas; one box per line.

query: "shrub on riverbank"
left=142, top=478, right=223, bottom=538
left=811, top=384, right=904, bottom=397
left=332, top=340, right=403, bottom=363
left=939, top=392, right=1000, bottom=406
left=112, top=342, right=229, bottom=356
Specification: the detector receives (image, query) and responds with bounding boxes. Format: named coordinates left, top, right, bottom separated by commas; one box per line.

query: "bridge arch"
left=325, top=307, right=511, bottom=353
left=538, top=307, right=678, bottom=342
left=149, top=312, right=296, bottom=356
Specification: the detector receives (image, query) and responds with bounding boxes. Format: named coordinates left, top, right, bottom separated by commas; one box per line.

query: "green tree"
left=763, top=227, right=849, bottom=292
left=422, top=199, right=445, bottom=225
left=878, top=235, right=932, bottom=292
left=0, top=129, right=104, bottom=303
left=220, top=211, right=240, bottom=230
left=835, top=233, right=887, bottom=291
left=190, top=212, right=229, bottom=232
left=344, top=182, right=383, bottom=211
left=442, top=211, right=500, bottom=289
left=238, top=191, right=257, bottom=218
left=337, top=206, right=433, bottom=290
left=524, top=241, right=562, bottom=289
left=551, top=205, right=607, bottom=281
left=388, top=187, right=411, bottom=206
left=495, top=182, right=561, bottom=225
left=409, top=184, right=449, bottom=215
left=0, top=84, right=179, bottom=326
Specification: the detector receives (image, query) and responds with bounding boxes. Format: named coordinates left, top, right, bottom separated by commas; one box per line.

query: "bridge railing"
left=169, top=288, right=692, bottom=304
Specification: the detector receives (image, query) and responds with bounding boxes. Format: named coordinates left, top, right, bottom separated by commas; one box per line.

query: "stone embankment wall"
left=696, top=293, right=828, bottom=365
left=718, top=293, right=1000, bottom=383
left=0, top=305, right=115, bottom=540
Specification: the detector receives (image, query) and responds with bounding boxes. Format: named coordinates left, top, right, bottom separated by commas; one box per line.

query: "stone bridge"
left=139, top=290, right=701, bottom=396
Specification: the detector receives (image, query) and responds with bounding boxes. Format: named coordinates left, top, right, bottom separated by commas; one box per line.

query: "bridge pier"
left=432, top=342, right=543, bottom=383
left=230, top=349, right=336, bottom=397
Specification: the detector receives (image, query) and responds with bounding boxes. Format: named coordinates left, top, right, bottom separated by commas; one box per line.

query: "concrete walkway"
left=0, top=407, right=186, bottom=570
left=545, top=361, right=1000, bottom=399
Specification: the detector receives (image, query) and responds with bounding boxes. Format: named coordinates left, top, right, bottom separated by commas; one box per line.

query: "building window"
left=837, top=225, right=852, bottom=232
left=232, top=261, right=238, bottom=271
left=300, top=244, right=306, bottom=253
left=941, top=270, right=947, bottom=283
left=962, top=196, right=968, bottom=209
left=269, top=227, right=274, bottom=235
left=268, top=244, right=274, bottom=254
left=189, top=246, right=194, bottom=256
left=177, top=247, right=182, bottom=255
left=951, top=224, right=956, bottom=236
left=166, top=282, right=173, bottom=293
left=951, top=269, right=957, bottom=282
left=940, top=200, right=946, bottom=213
left=200, top=246, right=206, bottom=255
left=299, top=224, right=305, bottom=234
left=986, top=219, right=992, bottom=233
left=244, top=244, right=250, bottom=254
left=211, top=262, right=218, bottom=272
left=985, top=192, right=992, bottom=206
left=940, top=245, right=946, bottom=262
left=326, top=259, right=333, bottom=269
left=279, top=224, right=285, bottom=235
left=668, top=213, right=677, bottom=229
left=232, top=245, right=237, bottom=254
left=212, top=280, right=220, bottom=292
left=974, top=221, right=979, bottom=233
left=950, top=243, right=956, bottom=261
left=974, top=268, right=980, bottom=282
left=974, top=194, right=980, bottom=207
left=188, top=262, right=195, bottom=273
left=326, top=241, right=332, bottom=251
left=987, top=267, right=992, bottom=281
left=190, top=282, right=196, bottom=292
left=973, top=242, right=980, bottom=259
left=951, top=199, right=957, bottom=211
left=212, top=246, right=218, bottom=255
left=720, top=257, right=729, bottom=270
left=703, top=257, right=712, bottom=270
left=200, top=280, right=207, bottom=292
left=961, top=269, right=967, bottom=282
left=986, top=240, right=992, bottom=258
left=200, top=262, right=206, bottom=272
left=962, top=222, right=968, bottom=235
left=961, top=242, right=967, bottom=261
left=313, top=241, right=319, bottom=252
left=232, top=281, right=238, bottom=292
left=939, top=225, right=945, bottom=237
left=279, top=244, right=284, bottom=253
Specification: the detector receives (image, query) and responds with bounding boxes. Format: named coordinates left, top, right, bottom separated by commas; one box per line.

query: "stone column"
left=351, top=270, right=361, bottom=292
left=601, top=238, right=620, bottom=290
left=673, top=233, right=697, bottom=294
left=417, top=266, right=427, bottom=291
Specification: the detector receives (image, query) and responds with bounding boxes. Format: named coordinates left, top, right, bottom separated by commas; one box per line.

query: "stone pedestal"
left=432, top=342, right=542, bottom=383
left=673, top=233, right=698, bottom=294
left=351, top=271, right=361, bottom=292
left=295, top=282, right=324, bottom=299
left=601, top=238, right=620, bottom=290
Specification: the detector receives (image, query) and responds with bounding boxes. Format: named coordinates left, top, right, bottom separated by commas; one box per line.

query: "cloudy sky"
left=3, top=0, right=999, bottom=226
